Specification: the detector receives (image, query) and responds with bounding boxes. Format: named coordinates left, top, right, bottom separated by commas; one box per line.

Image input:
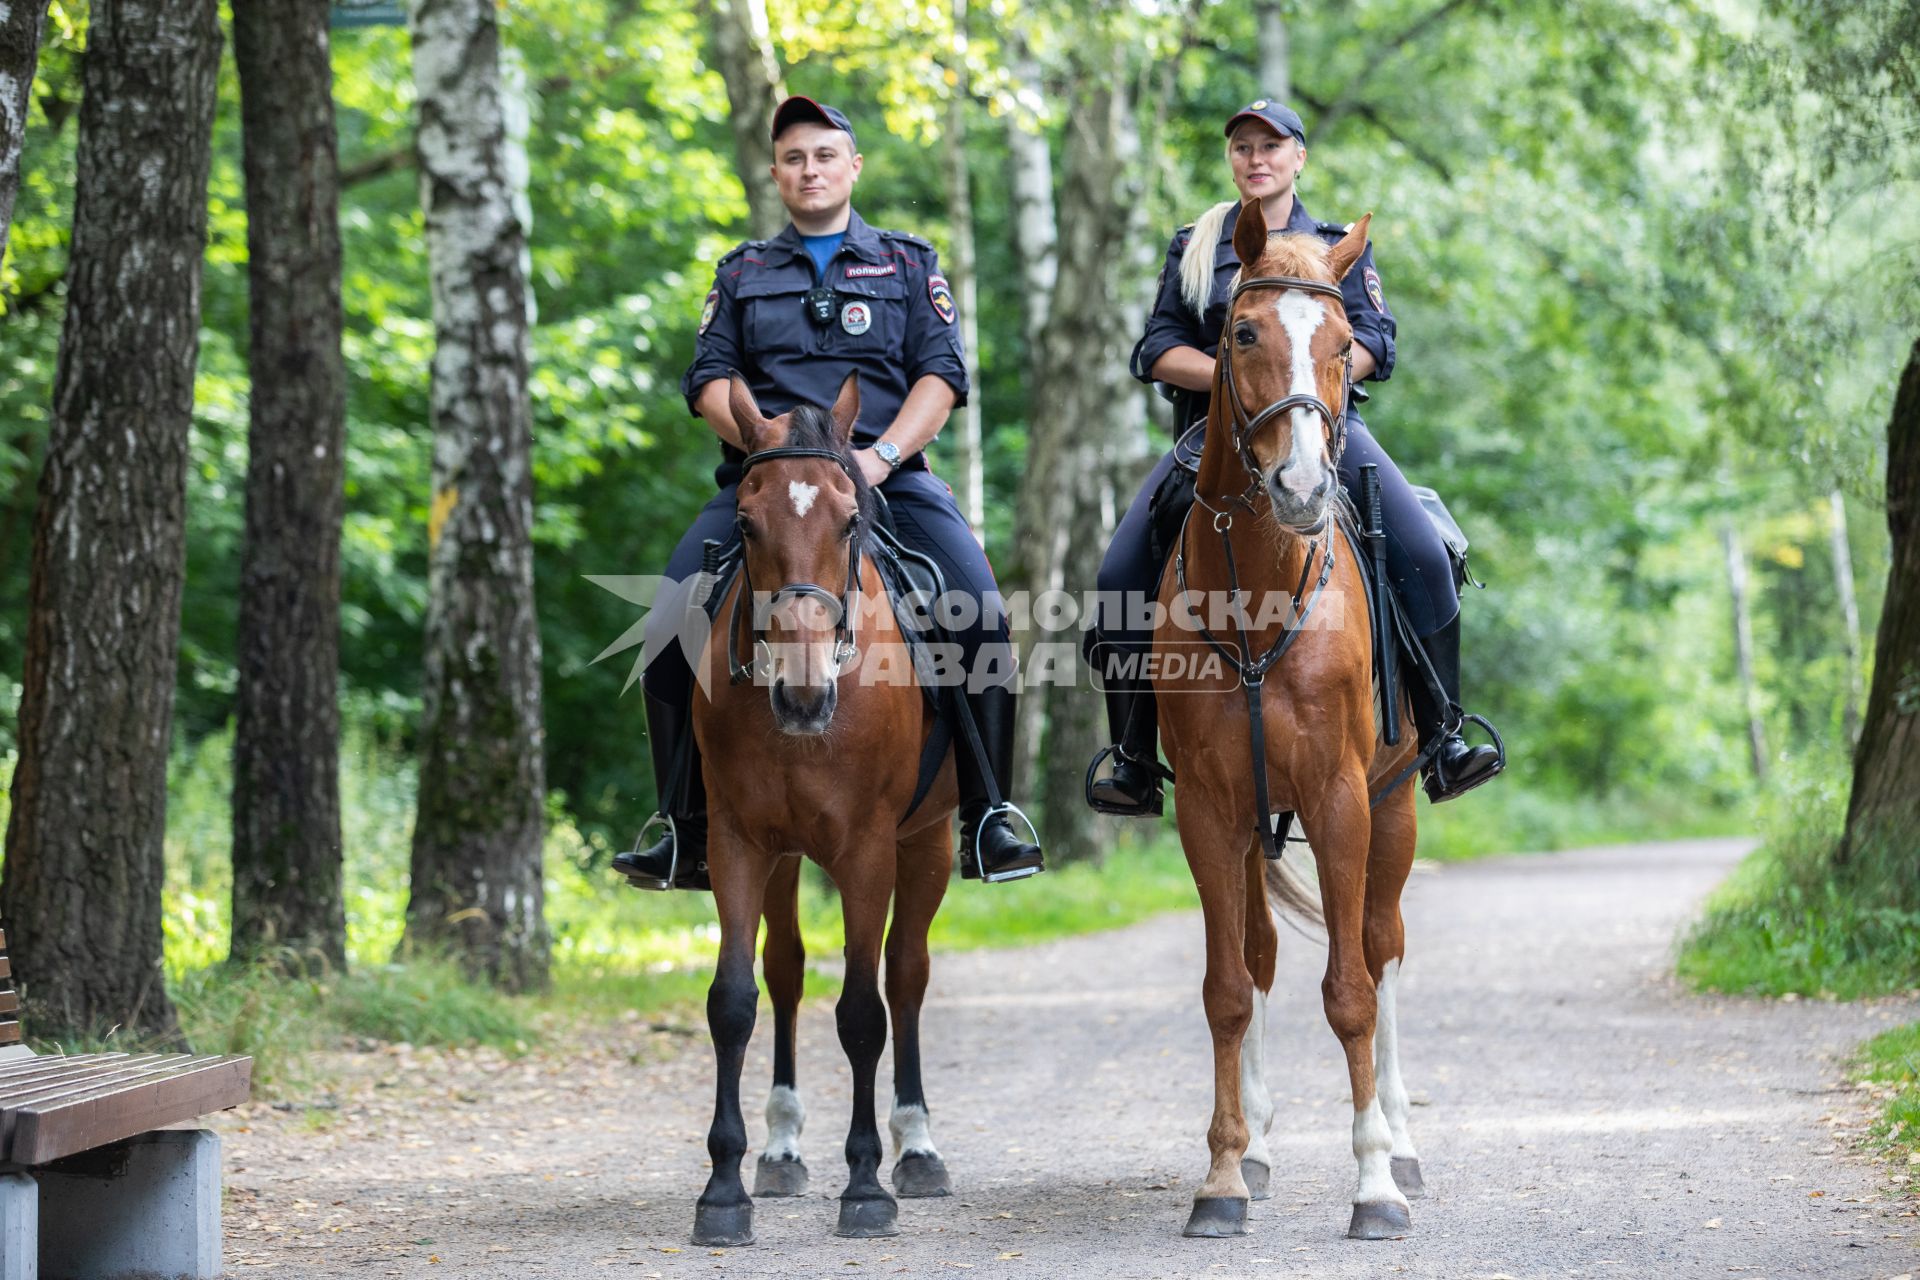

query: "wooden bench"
left=0, top=929, right=252, bottom=1280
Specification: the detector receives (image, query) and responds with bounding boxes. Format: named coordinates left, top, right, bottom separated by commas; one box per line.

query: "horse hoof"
left=1347, top=1199, right=1411, bottom=1240
left=692, top=1200, right=755, bottom=1247
left=1182, top=1197, right=1250, bottom=1238
left=1240, top=1158, right=1272, bottom=1201
left=754, top=1155, right=810, bottom=1198
left=1391, top=1156, right=1427, bottom=1199
left=892, top=1152, right=953, bottom=1198
left=835, top=1195, right=900, bottom=1238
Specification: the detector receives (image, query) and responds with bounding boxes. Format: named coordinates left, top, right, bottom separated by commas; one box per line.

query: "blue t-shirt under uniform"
left=801, top=232, right=846, bottom=282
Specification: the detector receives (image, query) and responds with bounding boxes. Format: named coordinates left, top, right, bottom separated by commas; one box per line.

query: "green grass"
left=1853, top=1022, right=1920, bottom=1186
left=0, top=723, right=1735, bottom=1096
left=1678, top=756, right=1920, bottom=998
left=1416, top=780, right=1743, bottom=862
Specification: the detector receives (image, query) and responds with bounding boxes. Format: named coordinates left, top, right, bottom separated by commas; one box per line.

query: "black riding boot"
left=612, top=692, right=711, bottom=891
left=1407, top=616, right=1503, bottom=804
left=956, top=683, right=1046, bottom=883
left=1086, top=675, right=1164, bottom=816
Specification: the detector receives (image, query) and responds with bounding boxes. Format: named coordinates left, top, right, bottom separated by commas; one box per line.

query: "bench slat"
left=0, top=1056, right=211, bottom=1106
left=0, top=1054, right=161, bottom=1092
left=10, top=1055, right=252, bottom=1165
left=0, top=1024, right=18, bottom=1046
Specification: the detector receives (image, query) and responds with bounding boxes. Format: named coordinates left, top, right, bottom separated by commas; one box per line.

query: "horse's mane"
left=1179, top=199, right=1335, bottom=316
left=780, top=402, right=877, bottom=533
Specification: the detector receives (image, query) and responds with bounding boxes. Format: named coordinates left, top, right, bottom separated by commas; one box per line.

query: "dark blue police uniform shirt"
left=682, top=210, right=968, bottom=465
left=1130, top=197, right=1396, bottom=387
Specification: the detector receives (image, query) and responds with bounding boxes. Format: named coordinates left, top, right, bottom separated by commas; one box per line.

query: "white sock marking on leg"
left=1239, top=988, right=1275, bottom=1171
left=764, top=1083, right=805, bottom=1162
left=1352, top=1098, right=1405, bottom=1208
left=889, top=1098, right=938, bottom=1159
left=1375, top=959, right=1420, bottom=1161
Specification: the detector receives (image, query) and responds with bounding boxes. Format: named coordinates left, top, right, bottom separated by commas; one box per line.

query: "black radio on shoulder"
left=804, top=287, right=838, bottom=327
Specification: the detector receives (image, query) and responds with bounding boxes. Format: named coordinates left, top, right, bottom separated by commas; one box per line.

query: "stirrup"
left=1084, top=744, right=1165, bottom=817
left=618, top=812, right=678, bottom=891
left=969, top=802, right=1044, bottom=884
left=1424, top=712, right=1507, bottom=804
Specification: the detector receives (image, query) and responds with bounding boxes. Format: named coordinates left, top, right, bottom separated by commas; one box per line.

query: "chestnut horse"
left=1157, top=202, right=1427, bottom=1241
left=686, top=374, right=959, bottom=1247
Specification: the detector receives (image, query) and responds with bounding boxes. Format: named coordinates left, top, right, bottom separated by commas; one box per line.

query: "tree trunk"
left=402, top=0, right=550, bottom=992
left=1006, top=32, right=1056, bottom=349
left=703, top=0, right=786, bottom=240
left=943, top=0, right=983, bottom=533
left=228, top=0, right=349, bottom=971
left=1721, top=521, right=1768, bottom=783
left=1828, top=486, right=1864, bottom=745
left=0, top=1, right=48, bottom=254
left=1836, top=335, right=1920, bottom=898
left=1013, top=59, right=1149, bottom=863
left=1255, top=0, right=1290, bottom=101
left=0, top=0, right=220, bottom=1043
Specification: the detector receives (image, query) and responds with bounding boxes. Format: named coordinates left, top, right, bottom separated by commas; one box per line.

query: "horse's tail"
left=1180, top=200, right=1238, bottom=317
left=1263, top=845, right=1326, bottom=933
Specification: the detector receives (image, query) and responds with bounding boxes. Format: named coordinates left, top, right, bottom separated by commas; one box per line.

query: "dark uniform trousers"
left=1093, top=413, right=1460, bottom=657
left=643, top=461, right=1013, bottom=709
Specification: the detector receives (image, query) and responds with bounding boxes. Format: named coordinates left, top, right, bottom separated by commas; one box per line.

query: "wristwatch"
left=873, top=440, right=904, bottom=473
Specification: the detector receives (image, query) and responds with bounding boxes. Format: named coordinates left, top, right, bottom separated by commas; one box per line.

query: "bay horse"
left=1157, top=201, right=1427, bottom=1241
left=686, top=373, right=959, bottom=1247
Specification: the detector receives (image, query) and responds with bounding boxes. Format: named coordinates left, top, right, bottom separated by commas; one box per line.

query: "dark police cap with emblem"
left=771, top=95, right=858, bottom=148
left=1223, top=98, right=1306, bottom=144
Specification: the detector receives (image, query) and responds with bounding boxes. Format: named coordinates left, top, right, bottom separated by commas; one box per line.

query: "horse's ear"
left=829, top=371, right=859, bottom=447
left=728, top=372, right=766, bottom=452
left=1327, top=213, right=1372, bottom=283
left=1232, top=198, right=1269, bottom=272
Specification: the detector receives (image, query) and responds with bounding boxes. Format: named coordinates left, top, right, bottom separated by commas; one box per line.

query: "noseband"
left=726, top=445, right=863, bottom=686
left=1213, top=273, right=1353, bottom=523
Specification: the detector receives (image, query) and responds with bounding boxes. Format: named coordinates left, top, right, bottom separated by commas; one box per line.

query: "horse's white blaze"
left=888, top=1098, right=938, bottom=1158
left=1271, top=291, right=1329, bottom=499
left=1375, top=959, right=1420, bottom=1160
left=764, top=1083, right=805, bottom=1161
left=1351, top=1097, right=1404, bottom=1207
left=1239, top=988, right=1275, bottom=1173
left=788, top=479, right=820, bottom=518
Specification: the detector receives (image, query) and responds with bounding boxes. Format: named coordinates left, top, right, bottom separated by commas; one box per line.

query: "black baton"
left=1360, top=464, right=1400, bottom=746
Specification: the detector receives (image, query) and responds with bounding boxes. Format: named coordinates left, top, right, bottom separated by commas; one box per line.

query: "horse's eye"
left=736, top=515, right=756, bottom=541
left=845, top=515, right=861, bottom=541
left=1234, top=324, right=1256, bottom=347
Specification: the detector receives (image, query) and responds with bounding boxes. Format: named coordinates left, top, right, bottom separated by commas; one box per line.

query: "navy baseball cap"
left=1223, top=98, right=1306, bottom=144
left=771, top=95, right=857, bottom=148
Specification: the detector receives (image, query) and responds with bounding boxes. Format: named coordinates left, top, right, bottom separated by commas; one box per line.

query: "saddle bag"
left=1408, top=484, right=1483, bottom=590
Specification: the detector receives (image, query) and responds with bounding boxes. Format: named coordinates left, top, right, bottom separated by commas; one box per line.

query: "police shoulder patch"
left=697, top=288, right=719, bottom=335
left=928, top=274, right=956, bottom=325
left=1363, top=266, right=1388, bottom=315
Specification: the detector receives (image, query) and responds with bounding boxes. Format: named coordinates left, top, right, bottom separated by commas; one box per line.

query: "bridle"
left=1209, top=272, right=1354, bottom=523
left=726, top=445, right=863, bottom=686
left=1171, top=269, right=1356, bottom=860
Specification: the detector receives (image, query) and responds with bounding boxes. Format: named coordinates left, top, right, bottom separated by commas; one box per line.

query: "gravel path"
left=220, top=837, right=1919, bottom=1278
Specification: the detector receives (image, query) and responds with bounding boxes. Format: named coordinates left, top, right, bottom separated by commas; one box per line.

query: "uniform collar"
left=1217, top=195, right=1318, bottom=243
left=769, top=208, right=884, bottom=264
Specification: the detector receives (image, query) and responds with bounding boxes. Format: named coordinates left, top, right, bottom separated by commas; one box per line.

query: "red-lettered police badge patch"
left=1363, top=267, right=1389, bottom=316
left=698, top=288, right=719, bottom=335
left=929, top=274, right=956, bottom=325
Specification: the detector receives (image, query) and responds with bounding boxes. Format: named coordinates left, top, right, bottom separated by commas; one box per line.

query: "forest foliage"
left=0, top=0, right=1907, bottom=906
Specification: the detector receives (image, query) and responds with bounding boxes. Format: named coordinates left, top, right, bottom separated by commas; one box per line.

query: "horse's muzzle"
left=770, top=677, right=837, bottom=736
left=1267, top=474, right=1332, bottom=532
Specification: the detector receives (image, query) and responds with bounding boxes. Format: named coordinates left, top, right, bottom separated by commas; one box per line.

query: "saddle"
left=697, top=491, right=955, bottom=820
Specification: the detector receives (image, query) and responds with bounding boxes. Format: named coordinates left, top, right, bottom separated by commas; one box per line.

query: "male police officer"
left=614, top=96, right=1045, bottom=890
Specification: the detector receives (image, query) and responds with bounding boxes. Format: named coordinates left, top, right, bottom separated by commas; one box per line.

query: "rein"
left=1178, top=271, right=1353, bottom=859
left=726, top=445, right=864, bottom=686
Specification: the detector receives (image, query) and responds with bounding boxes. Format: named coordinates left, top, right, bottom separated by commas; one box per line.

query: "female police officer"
left=614, top=96, right=1044, bottom=891
left=1086, top=98, right=1502, bottom=816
